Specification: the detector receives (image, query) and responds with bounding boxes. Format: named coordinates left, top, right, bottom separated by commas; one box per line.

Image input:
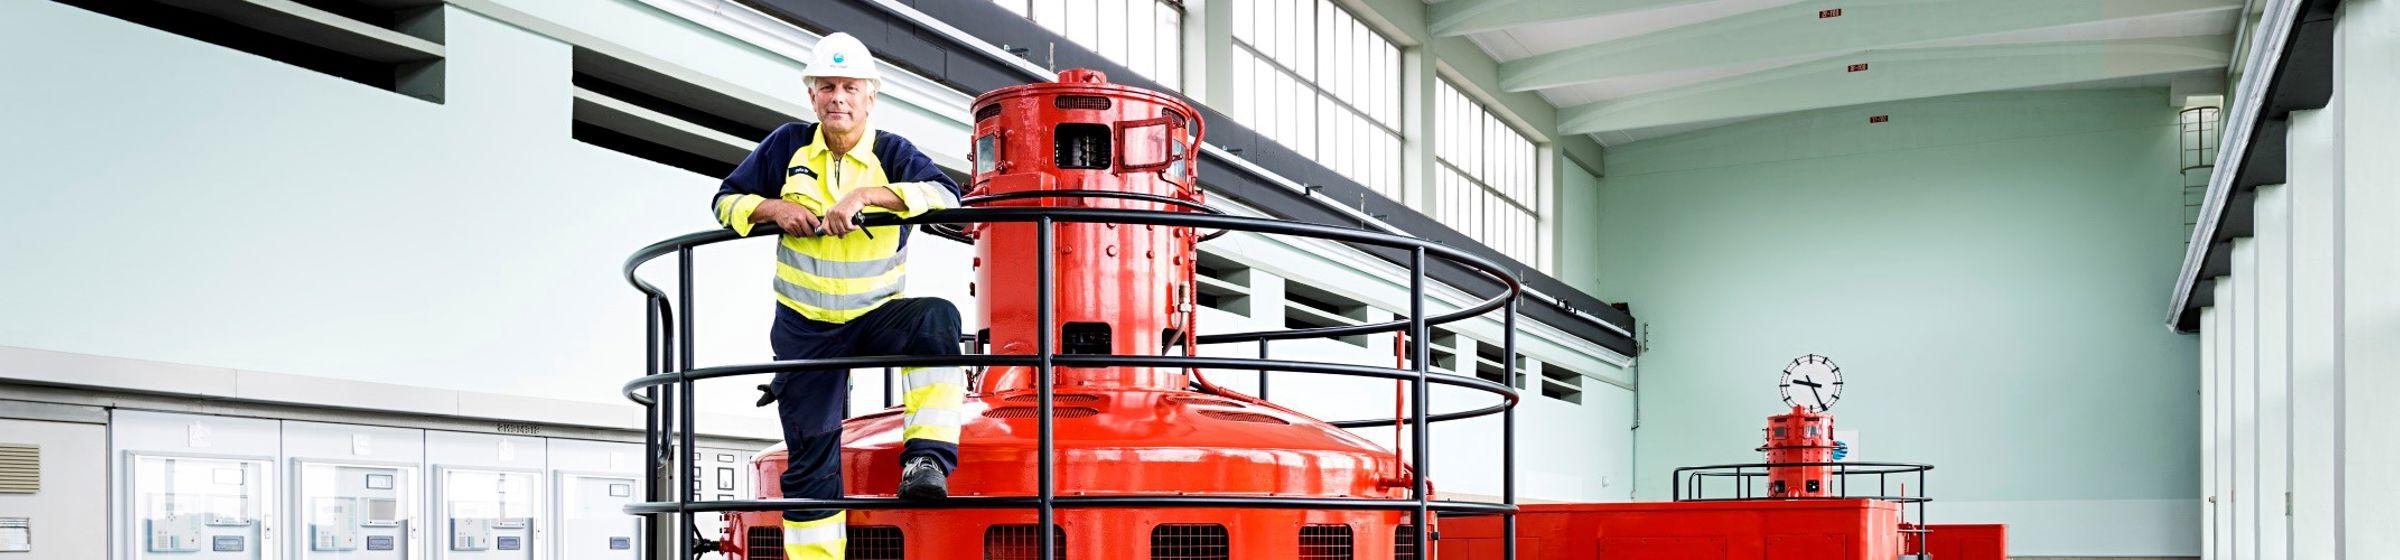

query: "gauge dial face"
left=1780, top=354, right=1843, bottom=412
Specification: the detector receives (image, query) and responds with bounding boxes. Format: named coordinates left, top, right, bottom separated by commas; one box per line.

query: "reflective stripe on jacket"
left=711, top=122, right=963, bottom=323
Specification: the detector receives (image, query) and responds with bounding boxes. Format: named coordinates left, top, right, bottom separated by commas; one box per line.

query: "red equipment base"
left=1912, top=523, right=2007, bottom=560
left=1440, top=500, right=1904, bottom=560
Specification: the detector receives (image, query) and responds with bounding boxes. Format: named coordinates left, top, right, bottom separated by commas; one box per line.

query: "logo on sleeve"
left=787, top=165, right=817, bottom=179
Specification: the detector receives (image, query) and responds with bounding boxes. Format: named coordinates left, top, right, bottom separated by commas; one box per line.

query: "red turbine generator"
left=711, top=69, right=1432, bottom=559
left=627, top=71, right=2009, bottom=560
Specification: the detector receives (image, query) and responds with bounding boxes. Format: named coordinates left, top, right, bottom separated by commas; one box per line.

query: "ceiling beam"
left=1428, top=0, right=1717, bottom=38
left=1556, top=36, right=2231, bottom=135
left=1501, top=0, right=2239, bottom=93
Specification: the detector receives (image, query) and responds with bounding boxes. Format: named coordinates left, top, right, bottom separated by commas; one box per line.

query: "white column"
left=2284, top=104, right=2338, bottom=560
left=2233, top=237, right=2259, bottom=560
left=2253, top=183, right=2291, bottom=560
left=2215, top=278, right=2238, bottom=560
left=2202, top=303, right=2220, bottom=560
left=2336, top=1, right=2400, bottom=556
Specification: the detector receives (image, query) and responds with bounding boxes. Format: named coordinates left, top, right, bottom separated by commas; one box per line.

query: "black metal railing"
left=620, top=206, right=1524, bottom=560
left=1671, top=461, right=1934, bottom=549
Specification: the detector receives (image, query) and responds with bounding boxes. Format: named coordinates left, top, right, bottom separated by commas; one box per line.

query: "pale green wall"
left=1597, top=88, right=2202, bottom=556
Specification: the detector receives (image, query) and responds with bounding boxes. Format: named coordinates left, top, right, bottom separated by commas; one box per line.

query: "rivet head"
left=1106, top=245, right=1118, bottom=256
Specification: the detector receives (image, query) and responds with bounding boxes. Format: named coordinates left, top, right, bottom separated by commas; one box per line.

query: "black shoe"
left=898, top=456, right=948, bottom=500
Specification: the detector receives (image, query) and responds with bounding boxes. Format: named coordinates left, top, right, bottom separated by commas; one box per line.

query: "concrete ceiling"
left=1429, top=0, right=2242, bottom=146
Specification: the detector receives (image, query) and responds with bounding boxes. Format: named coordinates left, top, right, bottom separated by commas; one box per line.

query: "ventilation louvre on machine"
left=986, top=524, right=1068, bottom=560
left=1150, top=524, right=1229, bottom=560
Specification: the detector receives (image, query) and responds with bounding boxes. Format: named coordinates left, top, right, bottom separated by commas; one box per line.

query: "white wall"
left=0, top=0, right=1633, bottom=507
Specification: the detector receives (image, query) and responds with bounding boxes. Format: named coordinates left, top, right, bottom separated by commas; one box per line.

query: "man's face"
left=809, top=77, right=877, bottom=134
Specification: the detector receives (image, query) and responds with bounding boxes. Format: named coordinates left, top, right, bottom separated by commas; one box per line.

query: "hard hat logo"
left=802, top=33, right=881, bottom=83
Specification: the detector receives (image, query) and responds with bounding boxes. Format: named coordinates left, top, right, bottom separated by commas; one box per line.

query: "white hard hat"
left=802, top=33, right=882, bottom=83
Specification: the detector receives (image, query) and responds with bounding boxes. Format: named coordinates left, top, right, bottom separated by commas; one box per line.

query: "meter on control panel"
left=436, top=468, right=538, bottom=560
left=130, top=454, right=272, bottom=560
left=296, top=461, right=415, bottom=559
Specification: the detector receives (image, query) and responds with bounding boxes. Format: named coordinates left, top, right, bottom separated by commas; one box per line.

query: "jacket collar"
left=801, top=123, right=880, bottom=169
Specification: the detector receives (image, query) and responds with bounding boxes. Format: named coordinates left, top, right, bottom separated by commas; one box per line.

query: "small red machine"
left=1763, top=406, right=1835, bottom=498
left=716, top=70, right=1422, bottom=559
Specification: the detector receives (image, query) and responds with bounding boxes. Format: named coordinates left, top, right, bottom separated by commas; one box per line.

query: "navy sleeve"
left=876, top=132, right=965, bottom=199
left=711, top=123, right=808, bottom=231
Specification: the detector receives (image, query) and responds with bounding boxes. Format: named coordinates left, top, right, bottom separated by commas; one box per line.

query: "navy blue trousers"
left=770, top=297, right=963, bottom=522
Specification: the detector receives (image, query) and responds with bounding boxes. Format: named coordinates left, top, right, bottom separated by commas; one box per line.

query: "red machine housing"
left=1908, top=524, right=2008, bottom=560
left=1441, top=500, right=1904, bottom=560
left=1763, top=406, right=1835, bottom=498
left=718, top=70, right=1422, bottom=559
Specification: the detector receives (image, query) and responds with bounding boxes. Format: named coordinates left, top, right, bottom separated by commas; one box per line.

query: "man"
left=709, top=32, right=967, bottom=560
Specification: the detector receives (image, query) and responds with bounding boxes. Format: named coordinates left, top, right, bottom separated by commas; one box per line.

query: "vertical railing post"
left=1502, top=294, right=1518, bottom=560
left=1256, top=339, right=1270, bottom=400
left=675, top=246, right=697, bottom=560
left=644, top=296, right=667, bottom=559
left=1406, top=247, right=1430, bottom=560
left=1036, top=217, right=1057, bottom=560
left=883, top=367, right=896, bottom=408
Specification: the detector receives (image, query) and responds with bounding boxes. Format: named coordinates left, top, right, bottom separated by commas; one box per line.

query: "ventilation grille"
left=985, top=524, right=1065, bottom=560
left=1300, top=525, right=1353, bottom=560
left=1395, top=525, right=1417, bottom=560
left=851, top=525, right=903, bottom=559
left=748, top=526, right=785, bottom=560
left=1196, top=410, right=1288, bottom=425
left=1162, top=395, right=1244, bottom=408
left=985, top=406, right=1100, bottom=419
left=1150, top=524, right=1228, bottom=560
left=1054, top=95, right=1113, bottom=110
left=0, top=444, right=34, bottom=494
left=976, top=104, right=1004, bottom=122
left=1005, top=393, right=1102, bottom=403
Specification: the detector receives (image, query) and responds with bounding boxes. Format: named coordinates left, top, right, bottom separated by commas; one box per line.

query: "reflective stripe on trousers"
left=901, top=366, right=966, bottom=444
left=782, top=512, right=846, bottom=560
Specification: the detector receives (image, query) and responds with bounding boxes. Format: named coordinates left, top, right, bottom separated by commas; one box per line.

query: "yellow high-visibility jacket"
left=712, top=122, right=963, bottom=323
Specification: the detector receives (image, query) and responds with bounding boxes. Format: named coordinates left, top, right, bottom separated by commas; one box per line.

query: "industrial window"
left=1299, top=524, right=1354, bottom=559
left=985, top=524, right=1067, bottom=560
left=993, top=0, right=1184, bottom=90
left=569, top=48, right=793, bottom=177
left=1435, top=79, right=1546, bottom=271
left=1228, top=0, right=1404, bottom=201
left=1194, top=252, right=1254, bottom=316
left=1150, top=524, right=1229, bottom=559
left=1470, top=338, right=1526, bottom=388
left=1540, top=363, right=1584, bottom=404
left=851, top=526, right=904, bottom=560
left=1284, top=282, right=1370, bottom=347
left=1399, top=328, right=1460, bottom=374
left=56, top=0, right=445, bottom=102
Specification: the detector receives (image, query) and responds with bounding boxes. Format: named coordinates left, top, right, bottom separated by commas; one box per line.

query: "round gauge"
left=1779, top=354, right=1843, bottom=412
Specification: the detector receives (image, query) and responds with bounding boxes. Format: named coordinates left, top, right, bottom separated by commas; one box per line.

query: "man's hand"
left=821, top=191, right=870, bottom=237
left=823, top=187, right=904, bottom=237
left=755, top=199, right=824, bottom=236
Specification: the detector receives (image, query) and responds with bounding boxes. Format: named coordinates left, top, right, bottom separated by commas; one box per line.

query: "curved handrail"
left=623, top=208, right=1521, bottom=334
left=622, top=204, right=1522, bottom=559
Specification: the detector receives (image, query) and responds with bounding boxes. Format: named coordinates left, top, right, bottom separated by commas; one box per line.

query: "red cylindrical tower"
left=1762, top=406, right=1836, bottom=498
left=720, top=70, right=1419, bottom=559
left=970, top=67, right=1203, bottom=392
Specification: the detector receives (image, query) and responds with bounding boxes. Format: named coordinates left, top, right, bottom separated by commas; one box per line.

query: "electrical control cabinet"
left=433, top=468, right=537, bottom=560
left=129, top=454, right=274, bottom=560
left=282, top=421, right=426, bottom=560
left=294, top=462, right=414, bottom=559
left=554, top=473, right=640, bottom=560
left=117, top=411, right=283, bottom=560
